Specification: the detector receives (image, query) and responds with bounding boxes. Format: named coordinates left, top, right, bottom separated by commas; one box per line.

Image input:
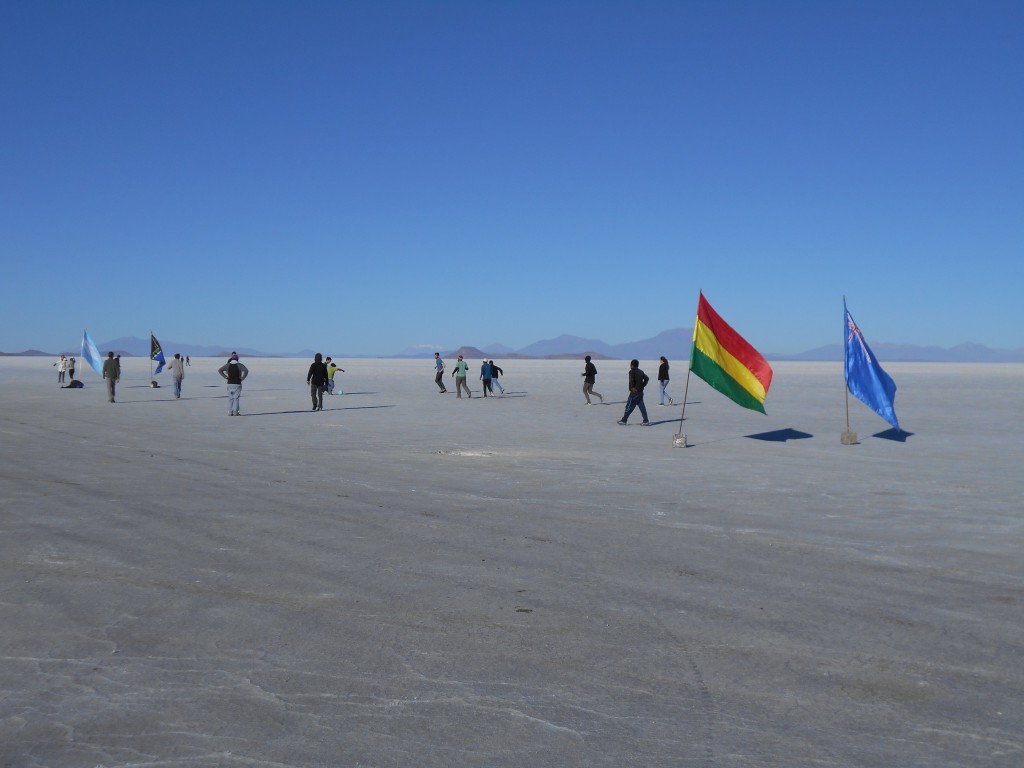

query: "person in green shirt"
left=451, top=355, right=471, bottom=398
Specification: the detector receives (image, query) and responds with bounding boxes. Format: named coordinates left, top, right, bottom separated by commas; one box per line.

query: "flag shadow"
left=746, top=428, right=814, bottom=442
left=872, top=428, right=913, bottom=442
left=241, top=404, right=396, bottom=417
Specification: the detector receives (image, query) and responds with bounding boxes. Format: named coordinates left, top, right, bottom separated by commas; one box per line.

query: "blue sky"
left=2, top=0, right=1022, bottom=355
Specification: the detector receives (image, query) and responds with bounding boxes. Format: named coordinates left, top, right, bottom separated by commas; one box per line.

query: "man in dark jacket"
left=618, top=359, right=650, bottom=425
left=217, top=357, right=249, bottom=416
left=306, top=353, right=329, bottom=411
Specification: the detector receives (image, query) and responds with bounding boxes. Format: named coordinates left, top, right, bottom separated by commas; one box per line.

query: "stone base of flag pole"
left=672, top=433, right=688, bottom=448
left=841, top=430, right=858, bottom=445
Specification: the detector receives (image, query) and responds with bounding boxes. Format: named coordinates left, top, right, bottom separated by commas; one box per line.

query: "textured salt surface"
left=1, top=357, right=1021, bottom=767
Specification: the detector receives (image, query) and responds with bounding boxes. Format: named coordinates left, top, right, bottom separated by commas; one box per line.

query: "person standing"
left=657, top=356, right=674, bottom=406
left=434, top=353, right=447, bottom=393
left=452, top=355, right=471, bottom=398
left=307, top=353, right=329, bottom=411
left=67, top=356, right=76, bottom=381
left=325, top=357, right=345, bottom=395
left=618, top=359, right=650, bottom=425
left=489, top=360, right=504, bottom=395
left=581, top=355, right=603, bottom=404
left=53, top=354, right=68, bottom=383
left=167, top=353, right=185, bottom=399
left=480, top=359, right=493, bottom=397
left=102, top=351, right=118, bottom=403
left=185, top=355, right=191, bottom=366
left=217, top=357, right=249, bottom=415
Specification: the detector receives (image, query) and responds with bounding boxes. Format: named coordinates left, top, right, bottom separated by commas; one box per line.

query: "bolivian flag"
left=690, top=293, right=773, bottom=413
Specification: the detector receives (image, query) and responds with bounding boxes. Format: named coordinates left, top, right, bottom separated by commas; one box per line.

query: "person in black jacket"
left=581, top=355, right=603, bottom=404
left=618, top=359, right=650, bottom=425
left=306, top=353, right=329, bottom=411
left=657, top=356, right=674, bottom=406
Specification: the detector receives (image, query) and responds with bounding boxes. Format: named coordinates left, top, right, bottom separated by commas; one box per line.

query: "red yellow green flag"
left=690, top=293, right=773, bottom=413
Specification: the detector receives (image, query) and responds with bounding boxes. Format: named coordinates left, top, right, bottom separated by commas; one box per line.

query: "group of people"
left=59, top=348, right=678, bottom=424
left=583, top=354, right=675, bottom=425
left=434, top=353, right=505, bottom=398
left=429, top=352, right=677, bottom=425
left=306, top=354, right=345, bottom=411
left=53, top=354, right=80, bottom=387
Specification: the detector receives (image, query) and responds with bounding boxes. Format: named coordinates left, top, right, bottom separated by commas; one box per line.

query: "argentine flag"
left=81, top=330, right=104, bottom=376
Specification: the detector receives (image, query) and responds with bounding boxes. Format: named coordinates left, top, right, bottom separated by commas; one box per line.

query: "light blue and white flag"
left=81, top=330, right=104, bottom=376
left=844, top=301, right=900, bottom=431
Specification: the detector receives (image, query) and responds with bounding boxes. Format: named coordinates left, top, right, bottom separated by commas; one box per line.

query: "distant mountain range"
left=4, top=331, right=1023, bottom=362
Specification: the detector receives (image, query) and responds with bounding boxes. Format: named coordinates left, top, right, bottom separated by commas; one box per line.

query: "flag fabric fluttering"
left=151, top=334, right=166, bottom=375
left=844, top=301, right=899, bottom=431
left=81, top=330, right=103, bottom=376
left=689, top=292, right=774, bottom=413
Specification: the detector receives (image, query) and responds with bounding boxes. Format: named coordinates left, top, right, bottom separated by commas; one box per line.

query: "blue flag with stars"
left=844, top=301, right=900, bottom=431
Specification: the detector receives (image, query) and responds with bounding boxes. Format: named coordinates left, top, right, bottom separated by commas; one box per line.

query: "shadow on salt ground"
left=746, top=428, right=814, bottom=442
left=873, top=428, right=913, bottom=442
left=114, top=395, right=226, bottom=403
left=240, top=405, right=396, bottom=417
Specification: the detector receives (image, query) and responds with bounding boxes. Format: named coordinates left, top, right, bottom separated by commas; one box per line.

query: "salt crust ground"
left=1, top=357, right=1021, bottom=767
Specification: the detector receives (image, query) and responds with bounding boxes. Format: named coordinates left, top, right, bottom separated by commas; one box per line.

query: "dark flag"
left=151, top=334, right=166, bottom=375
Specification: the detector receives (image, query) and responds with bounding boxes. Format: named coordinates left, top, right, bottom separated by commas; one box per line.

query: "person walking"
left=452, top=354, right=471, bottom=398
left=54, top=354, right=68, bottom=383
left=102, top=351, right=118, bottom=403
left=480, top=359, right=493, bottom=397
left=618, top=359, right=650, bottom=425
left=657, top=356, right=674, bottom=406
left=168, top=353, right=185, bottom=399
left=326, top=357, right=345, bottom=395
left=489, top=360, right=504, bottom=395
left=307, top=353, right=329, bottom=411
left=581, top=355, right=603, bottom=404
left=434, top=352, right=447, bottom=393
left=217, top=357, right=249, bottom=415
left=185, top=356, right=191, bottom=366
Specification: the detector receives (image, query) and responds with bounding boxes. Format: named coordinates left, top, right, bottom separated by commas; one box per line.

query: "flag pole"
left=841, top=297, right=857, bottom=445
left=674, top=293, right=699, bottom=447
left=149, top=331, right=153, bottom=382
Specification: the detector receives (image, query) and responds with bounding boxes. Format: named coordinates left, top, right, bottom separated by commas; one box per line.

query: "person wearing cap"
left=451, top=354, right=471, bottom=398
left=581, top=355, right=603, bottom=404
left=217, top=356, right=249, bottom=416
left=479, top=359, right=493, bottom=397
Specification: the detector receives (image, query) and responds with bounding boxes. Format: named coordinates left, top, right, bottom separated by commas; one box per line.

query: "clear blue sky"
left=3, top=0, right=1022, bottom=355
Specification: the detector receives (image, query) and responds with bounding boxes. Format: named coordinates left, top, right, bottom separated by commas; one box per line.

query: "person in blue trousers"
left=618, top=359, right=650, bottom=425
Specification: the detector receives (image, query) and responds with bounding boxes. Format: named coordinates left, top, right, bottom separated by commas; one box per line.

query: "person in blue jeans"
left=657, top=356, right=674, bottom=406
left=618, top=359, right=650, bottom=425
left=489, top=360, right=504, bottom=395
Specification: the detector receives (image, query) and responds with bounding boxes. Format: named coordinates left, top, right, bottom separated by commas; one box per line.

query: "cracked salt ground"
left=1, top=357, right=1022, bottom=767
